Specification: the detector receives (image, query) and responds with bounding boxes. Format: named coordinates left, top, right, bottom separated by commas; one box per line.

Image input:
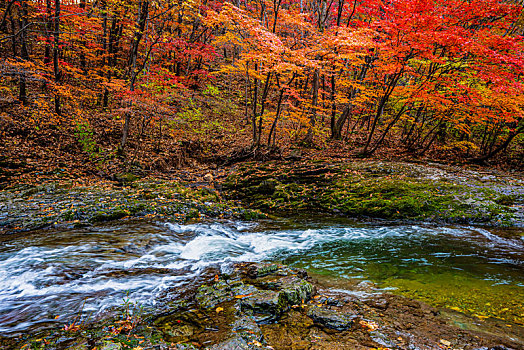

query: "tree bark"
left=18, top=0, right=29, bottom=105
left=53, top=0, right=61, bottom=115
left=121, top=0, right=150, bottom=152
left=304, top=70, right=319, bottom=144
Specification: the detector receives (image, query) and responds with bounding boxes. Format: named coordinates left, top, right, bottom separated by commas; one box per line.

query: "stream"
left=0, top=218, right=523, bottom=339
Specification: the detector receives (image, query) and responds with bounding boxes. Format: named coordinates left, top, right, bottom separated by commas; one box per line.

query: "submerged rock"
left=174, top=344, right=199, bottom=350
left=99, top=341, right=122, bottom=350
left=238, top=290, right=281, bottom=323
left=208, top=316, right=270, bottom=350
left=207, top=335, right=269, bottom=350
left=306, top=306, right=358, bottom=331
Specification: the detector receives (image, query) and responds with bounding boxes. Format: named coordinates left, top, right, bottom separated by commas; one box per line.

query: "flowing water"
left=0, top=218, right=523, bottom=337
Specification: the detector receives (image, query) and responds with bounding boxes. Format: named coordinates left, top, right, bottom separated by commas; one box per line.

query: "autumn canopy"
left=1, top=0, right=523, bottom=173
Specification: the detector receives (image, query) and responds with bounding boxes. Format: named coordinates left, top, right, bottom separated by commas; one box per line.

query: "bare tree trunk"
left=0, top=0, right=14, bottom=32
left=44, top=0, right=52, bottom=65
left=331, top=59, right=370, bottom=139
left=121, top=0, right=150, bottom=153
left=252, top=62, right=259, bottom=144
left=257, top=71, right=272, bottom=147
left=362, top=72, right=401, bottom=155
left=53, top=0, right=61, bottom=115
left=304, top=70, right=319, bottom=144
left=18, top=0, right=29, bottom=104
left=268, top=74, right=296, bottom=146
left=244, top=62, right=250, bottom=124
left=473, top=124, right=524, bottom=162
left=79, top=0, right=87, bottom=72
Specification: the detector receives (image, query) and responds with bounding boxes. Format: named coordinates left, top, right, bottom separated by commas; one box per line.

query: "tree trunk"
left=304, top=70, right=319, bottom=144
left=53, top=0, right=61, bottom=115
left=18, top=0, right=29, bottom=105
left=43, top=0, right=52, bottom=65
left=121, top=0, right=150, bottom=153
left=252, top=62, right=259, bottom=144
left=257, top=72, right=272, bottom=147
left=473, top=124, right=524, bottom=162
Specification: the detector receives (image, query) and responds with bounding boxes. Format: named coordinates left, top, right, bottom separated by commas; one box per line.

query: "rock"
left=239, top=275, right=314, bottom=324
left=278, top=276, right=314, bottom=306
left=174, top=344, right=199, bottom=350
left=235, top=263, right=315, bottom=324
left=440, top=339, right=451, bottom=347
left=307, top=306, right=357, bottom=331
left=163, top=323, right=196, bottom=341
left=369, top=330, right=398, bottom=349
left=99, top=341, right=122, bottom=350
left=208, top=317, right=269, bottom=349
left=232, top=316, right=262, bottom=336
left=238, top=290, right=281, bottom=323
left=315, top=295, right=345, bottom=307
left=364, top=298, right=389, bottom=310
left=204, top=173, right=214, bottom=182
left=196, top=280, right=257, bottom=309
left=231, top=316, right=265, bottom=344
left=153, top=310, right=204, bottom=343
left=246, top=263, right=280, bottom=279
left=208, top=316, right=270, bottom=349
left=207, top=336, right=268, bottom=350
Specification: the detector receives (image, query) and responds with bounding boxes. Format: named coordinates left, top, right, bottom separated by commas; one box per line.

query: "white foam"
left=0, top=221, right=522, bottom=336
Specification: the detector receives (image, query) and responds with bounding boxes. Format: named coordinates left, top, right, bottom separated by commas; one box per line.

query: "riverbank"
left=0, top=178, right=264, bottom=235
left=1, top=160, right=523, bottom=235
left=225, top=160, right=524, bottom=227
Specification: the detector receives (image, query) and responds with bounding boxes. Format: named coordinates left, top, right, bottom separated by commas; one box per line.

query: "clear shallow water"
left=0, top=219, right=523, bottom=336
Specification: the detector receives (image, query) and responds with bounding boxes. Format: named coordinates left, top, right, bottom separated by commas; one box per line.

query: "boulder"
left=278, top=276, right=314, bottom=307
left=307, top=306, right=357, bottom=331
left=208, top=316, right=269, bottom=350
left=238, top=290, right=281, bottom=323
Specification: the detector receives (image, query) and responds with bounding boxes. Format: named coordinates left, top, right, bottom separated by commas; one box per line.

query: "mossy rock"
left=278, top=276, right=314, bottom=307
left=306, top=306, right=357, bottom=331
left=196, top=281, right=258, bottom=309
left=90, top=209, right=130, bottom=223
left=115, top=172, right=139, bottom=185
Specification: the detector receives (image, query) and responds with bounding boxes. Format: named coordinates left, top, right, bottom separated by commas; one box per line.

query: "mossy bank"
left=0, top=179, right=264, bottom=235
left=224, top=160, right=524, bottom=227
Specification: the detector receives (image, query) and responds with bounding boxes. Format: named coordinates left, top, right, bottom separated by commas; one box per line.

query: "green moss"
left=225, top=161, right=518, bottom=225
left=115, top=172, right=139, bottom=184
left=91, top=209, right=130, bottom=223
left=495, top=194, right=516, bottom=206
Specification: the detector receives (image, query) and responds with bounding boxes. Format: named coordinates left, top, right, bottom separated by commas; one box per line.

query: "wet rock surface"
left=0, top=180, right=264, bottom=235
left=306, top=306, right=358, bottom=331
left=2, top=262, right=523, bottom=349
